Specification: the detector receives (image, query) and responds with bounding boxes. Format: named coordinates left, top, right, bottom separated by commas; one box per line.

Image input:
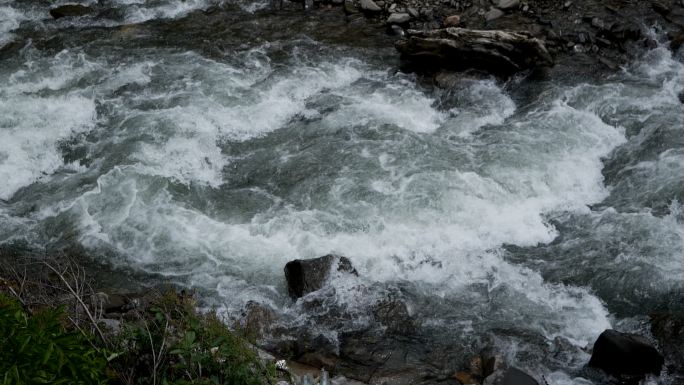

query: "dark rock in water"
left=671, top=31, right=684, bottom=50
left=395, top=27, right=553, bottom=75
left=480, top=348, right=505, bottom=378
left=241, top=301, right=276, bottom=340
left=651, top=0, right=671, bottom=15
left=678, top=90, right=684, bottom=104
left=606, top=20, right=641, bottom=42
left=284, top=254, right=357, bottom=299
left=651, top=314, right=684, bottom=382
left=588, top=329, right=664, bottom=379
left=484, top=367, right=538, bottom=385
left=388, top=24, right=406, bottom=37
left=373, top=297, right=417, bottom=335
left=344, top=0, right=360, bottom=14
left=49, top=4, right=93, bottom=19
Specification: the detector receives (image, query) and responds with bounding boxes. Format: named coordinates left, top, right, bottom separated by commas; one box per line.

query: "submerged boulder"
left=588, top=329, right=664, bottom=379
left=483, top=367, right=538, bottom=385
left=49, top=4, right=93, bottom=19
left=284, top=254, right=357, bottom=299
left=395, top=27, right=553, bottom=75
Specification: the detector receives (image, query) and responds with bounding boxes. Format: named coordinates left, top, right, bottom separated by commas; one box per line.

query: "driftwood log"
left=395, top=27, right=554, bottom=74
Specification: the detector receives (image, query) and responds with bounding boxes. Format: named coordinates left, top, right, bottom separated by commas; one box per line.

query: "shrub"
left=0, top=293, right=110, bottom=385
left=108, top=290, right=273, bottom=385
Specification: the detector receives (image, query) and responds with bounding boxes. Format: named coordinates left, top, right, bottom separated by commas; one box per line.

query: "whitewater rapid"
left=1, top=2, right=683, bottom=383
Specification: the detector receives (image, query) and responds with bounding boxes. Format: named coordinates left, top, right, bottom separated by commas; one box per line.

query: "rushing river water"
left=1, top=0, right=684, bottom=383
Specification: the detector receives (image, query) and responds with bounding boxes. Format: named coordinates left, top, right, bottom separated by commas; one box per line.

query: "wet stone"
left=49, top=4, right=93, bottom=19
left=588, top=329, right=664, bottom=380
left=387, top=12, right=411, bottom=24
left=360, top=0, right=382, bottom=12
left=485, top=8, right=504, bottom=21
left=284, top=254, right=357, bottom=299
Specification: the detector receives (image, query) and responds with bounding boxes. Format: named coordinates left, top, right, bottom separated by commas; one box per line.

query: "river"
left=1, top=0, right=683, bottom=383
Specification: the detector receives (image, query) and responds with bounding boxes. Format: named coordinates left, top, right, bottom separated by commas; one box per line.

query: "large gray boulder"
left=395, top=27, right=553, bottom=75
left=284, top=254, right=357, bottom=299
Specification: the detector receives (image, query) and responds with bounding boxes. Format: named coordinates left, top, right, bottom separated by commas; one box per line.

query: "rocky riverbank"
left=338, top=0, right=684, bottom=75
left=3, top=245, right=682, bottom=385
left=12, top=0, right=684, bottom=81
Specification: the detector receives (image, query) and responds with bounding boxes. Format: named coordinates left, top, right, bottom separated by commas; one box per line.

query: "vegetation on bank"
left=0, top=255, right=274, bottom=385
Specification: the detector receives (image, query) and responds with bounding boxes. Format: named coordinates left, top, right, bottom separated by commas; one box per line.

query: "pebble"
left=485, top=7, right=504, bottom=21
left=360, top=0, right=382, bottom=12
left=444, top=14, right=461, bottom=27
left=497, top=0, right=519, bottom=10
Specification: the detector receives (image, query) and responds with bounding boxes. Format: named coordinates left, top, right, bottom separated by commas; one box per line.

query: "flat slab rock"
left=395, top=27, right=553, bottom=74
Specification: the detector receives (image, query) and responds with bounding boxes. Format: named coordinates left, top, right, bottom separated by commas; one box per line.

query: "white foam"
left=444, top=78, right=517, bottom=136
left=0, top=4, right=25, bottom=47
left=12, top=36, right=684, bottom=355
left=132, top=111, right=227, bottom=187
left=59, top=73, right=623, bottom=345
left=0, top=95, right=96, bottom=200
left=324, top=79, right=447, bottom=133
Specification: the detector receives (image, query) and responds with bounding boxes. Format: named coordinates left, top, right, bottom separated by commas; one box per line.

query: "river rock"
left=497, top=0, right=519, bottom=10
left=360, top=0, right=382, bottom=12
left=344, top=0, right=360, bottom=14
left=606, top=20, right=641, bottom=42
left=678, top=90, right=684, bottom=103
left=485, top=8, right=505, bottom=21
left=395, top=27, right=553, bottom=74
left=331, top=375, right=367, bottom=385
left=651, top=314, right=684, bottom=381
left=388, top=13, right=411, bottom=24
left=389, top=24, right=406, bottom=37
left=480, top=348, right=505, bottom=377
left=444, top=15, right=461, bottom=27
left=49, top=4, right=93, bottom=19
left=484, top=367, right=538, bottom=385
left=241, top=301, right=276, bottom=340
left=373, top=297, right=417, bottom=335
left=455, top=371, right=479, bottom=385
left=588, top=329, right=664, bottom=379
left=284, top=254, right=357, bottom=299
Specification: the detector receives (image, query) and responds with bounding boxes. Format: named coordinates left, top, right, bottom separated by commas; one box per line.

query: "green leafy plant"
left=108, top=290, right=273, bottom=385
left=0, top=293, right=109, bottom=385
